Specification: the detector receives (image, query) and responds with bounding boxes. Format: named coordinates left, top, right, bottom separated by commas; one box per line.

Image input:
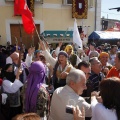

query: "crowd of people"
left=0, top=40, right=120, bottom=120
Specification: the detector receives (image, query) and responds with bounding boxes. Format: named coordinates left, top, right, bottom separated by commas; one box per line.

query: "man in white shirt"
left=108, top=45, right=118, bottom=65
left=49, top=69, right=92, bottom=120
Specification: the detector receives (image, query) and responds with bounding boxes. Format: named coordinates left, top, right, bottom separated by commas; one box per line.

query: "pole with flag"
left=14, top=0, right=45, bottom=49
left=14, top=0, right=35, bottom=34
left=73, top=19, right=83, bottom=49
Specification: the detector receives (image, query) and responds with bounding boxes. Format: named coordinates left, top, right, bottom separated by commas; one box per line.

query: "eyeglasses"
left=84, top=72, right=92, bottom=75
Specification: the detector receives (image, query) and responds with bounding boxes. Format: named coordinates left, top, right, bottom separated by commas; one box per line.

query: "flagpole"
left=35, top=26, right=46, bottom=50
left=14, top=36, right=18, bottom=46
left=18, top=22, right=22, bottom=68
left=35, top=26, right=41, bottom=41
left=34, top=24, right=49, bottom=49
left=32, top=34, right=34, bottom=47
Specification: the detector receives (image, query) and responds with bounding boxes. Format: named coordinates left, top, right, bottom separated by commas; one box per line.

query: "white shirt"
left=49, top=85, right=91, bottom=120
left=6, top=56, right=12, bottom=64
left=25, top=53, right=33, bottom=67
left=108, top=54, right=116, bottom=66
left=2, top=79, right=23, bottom=93
left=43, top=50, right=57, bottom=68
left=91, top=97, right=117, bottom=120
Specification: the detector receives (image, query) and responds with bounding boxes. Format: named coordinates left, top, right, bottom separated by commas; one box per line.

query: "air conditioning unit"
left=63, top=0, right=72, bottom=5
left=89, top=0, right=93, bottom=8
left=35, top=0, right=43, bottom=4
left=5, top=0, right=14, bottom=1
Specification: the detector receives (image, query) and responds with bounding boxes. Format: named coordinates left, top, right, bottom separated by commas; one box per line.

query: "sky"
left=101, top=0, right=120, bottom=20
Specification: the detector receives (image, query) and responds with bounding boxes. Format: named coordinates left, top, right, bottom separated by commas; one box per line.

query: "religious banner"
left=27, top=0, right=35, bottom=16
left=72, top=0, right=88, bottom=19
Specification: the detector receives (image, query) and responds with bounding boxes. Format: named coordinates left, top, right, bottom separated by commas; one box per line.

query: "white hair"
left=89, top=51, right=99, bottom=58
left=89, top=57, right=98, bottom=65
left=66, top=69, right=85, bottom=85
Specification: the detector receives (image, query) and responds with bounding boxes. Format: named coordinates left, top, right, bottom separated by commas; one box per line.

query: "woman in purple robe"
left=21, top=61, right=50, bottom=119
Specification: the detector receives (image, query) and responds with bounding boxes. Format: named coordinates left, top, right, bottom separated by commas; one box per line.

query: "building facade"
left=0, top=0, right=101, bottom=48
left=101, top=18, right=120, bottom=31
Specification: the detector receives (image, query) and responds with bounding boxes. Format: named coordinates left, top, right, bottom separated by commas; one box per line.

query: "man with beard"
left=1, top=64, right=23, bottom=120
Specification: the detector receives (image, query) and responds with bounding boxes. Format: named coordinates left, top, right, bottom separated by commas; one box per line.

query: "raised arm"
left=40, top=41, right=57, bottom=68
left=55, top=42, right=63, bottom=56
left=25, top=47, right=35, bottom=67
left=2, top=68, right=23, bottom=93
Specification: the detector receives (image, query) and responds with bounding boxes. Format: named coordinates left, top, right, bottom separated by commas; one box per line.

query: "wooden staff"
left=35, top=26, right=45, bottom=50
left=18, top=23, right=23, bottom=68
left=35, top=25, right=49, bottom=50
left=32, top=34, right=34, bottom=47
left=35, top=26, right=41, bottom=42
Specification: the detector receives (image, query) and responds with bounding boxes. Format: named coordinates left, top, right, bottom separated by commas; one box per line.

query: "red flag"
left=22, top=3, right=35, bottom=34
left=14, top=0, right=35, bottom=34
left=14, top=0, right=20, bottom=15
left=14, top=0, right=25, bottom=15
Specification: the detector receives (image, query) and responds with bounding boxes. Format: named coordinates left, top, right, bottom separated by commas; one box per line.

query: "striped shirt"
left=88, top=71, right=104, bottom=91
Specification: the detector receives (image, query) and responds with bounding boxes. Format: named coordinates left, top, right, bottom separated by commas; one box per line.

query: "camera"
left=66, top=105, right=73, bottom=114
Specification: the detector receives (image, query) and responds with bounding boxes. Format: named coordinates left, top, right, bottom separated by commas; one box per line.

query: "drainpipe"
left=94, top=0, right=97, bottom=30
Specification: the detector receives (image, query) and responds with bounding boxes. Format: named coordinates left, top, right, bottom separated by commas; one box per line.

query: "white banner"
left=73, top=19, right=83, bottom=49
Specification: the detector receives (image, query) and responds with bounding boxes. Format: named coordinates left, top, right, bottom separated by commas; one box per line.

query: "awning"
left=42, top=30, right=73, bottom=43
left=88, top=31, right=120, bottom=40
left=106, top=27, right=120, bottom=31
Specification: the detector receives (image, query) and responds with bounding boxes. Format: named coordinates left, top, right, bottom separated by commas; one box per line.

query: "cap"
left=58, top=51, right=68, bottom=58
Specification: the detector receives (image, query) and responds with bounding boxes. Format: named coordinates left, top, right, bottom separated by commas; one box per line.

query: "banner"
left=72, top=0, right=88, bottom=19
left=73, top=19, right=83, bottom=49
left=14, top=0, right=35, bottom=34
left=27, top=0, right=35, bottom=16
left=22, top=1, right=35, bottom=34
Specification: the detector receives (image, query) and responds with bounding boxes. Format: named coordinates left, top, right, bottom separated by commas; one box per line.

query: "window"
left=67, top=0, right=72, bottom=4
left=63, top=0, right=72, bottom=5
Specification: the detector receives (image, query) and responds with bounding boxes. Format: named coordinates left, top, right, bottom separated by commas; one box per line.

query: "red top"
left=107, top=66, right=120, bottom=78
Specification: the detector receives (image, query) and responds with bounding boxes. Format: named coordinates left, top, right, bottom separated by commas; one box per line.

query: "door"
left=10, top=24, right=40, bottom=49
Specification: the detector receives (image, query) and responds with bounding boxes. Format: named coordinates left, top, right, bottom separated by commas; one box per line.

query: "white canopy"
left=89, top=31, right=120, bottom=40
